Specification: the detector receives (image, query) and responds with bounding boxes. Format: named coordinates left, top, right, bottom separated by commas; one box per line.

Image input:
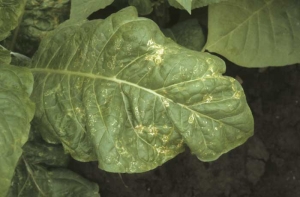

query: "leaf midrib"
left=30, top=67, right=163, bottom=98
left=30, top=68, right=242, bottom=132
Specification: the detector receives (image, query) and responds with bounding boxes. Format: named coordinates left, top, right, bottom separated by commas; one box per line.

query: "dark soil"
left=69, top=63, right=300, bottom=197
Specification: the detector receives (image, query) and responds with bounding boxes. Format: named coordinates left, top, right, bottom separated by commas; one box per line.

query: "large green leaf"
left=168, top=0, right=228, bottom=13
left=0, top=65, right=35, bottom=196
left=70, top=0, right=114, bottom=20
left=30, top=6, right=253, bottom=173
left=162, top=19, right=206, bottom=51
left=206, top=0, right=300, bottom=67
left=0, top=0, right=26, bottom=41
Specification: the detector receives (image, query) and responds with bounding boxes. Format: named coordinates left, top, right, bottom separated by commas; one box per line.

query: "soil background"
left=68, top=6, right=300, bottom=197
left=69, top=63, right=300, bottom=197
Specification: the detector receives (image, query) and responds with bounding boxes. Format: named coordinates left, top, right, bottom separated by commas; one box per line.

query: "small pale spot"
left=162, top=135, right=169, bottom=143
left=135, top=124, right=144, bottom=134
left=203, top=94, right=213, bottom=103
left=188, top=114, right=195, bottom=124
left=233, top=91, right=242, bottom=99
left=148, top=125, right=158, bottom=136
left=206, top=58, right=214, bottom=65
left=162, top=98, right=170, bottom=107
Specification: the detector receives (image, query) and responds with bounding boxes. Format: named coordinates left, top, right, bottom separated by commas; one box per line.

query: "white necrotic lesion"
left=145, top=39, right=165, bottom=65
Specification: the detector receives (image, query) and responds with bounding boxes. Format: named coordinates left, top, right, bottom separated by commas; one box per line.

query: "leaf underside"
left=206, top=0, right=300, bottom=67
left=30, top=7, right=253, bottom=173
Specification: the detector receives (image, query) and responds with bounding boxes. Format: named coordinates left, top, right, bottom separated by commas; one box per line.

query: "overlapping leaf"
left=2, top=0, right=70, bottom=56
left=30, top=7, right=253, bottom=173
left=129, top=0, right=153, bottom=15
left=0, top=65, right=35, bottom=196
left=70, top=0, right=114, bottom=20
left=6, top=138, right=99, bottom=197
left=162, top=19, right=206, bottom=51
left=206, top=0, right=300, bottom=67
left=0, top=0, right=26, bottom=41
left=168, top=0, right=228, bottom=13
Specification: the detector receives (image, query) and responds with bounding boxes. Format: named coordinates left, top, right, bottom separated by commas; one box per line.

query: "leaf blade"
left=30, top=7, right=253, bottom=173
left=206, top=0, right=300, bottom=67
left=0, top=65, right=35, bottom=196
left=168, top=0, right=228, bottom=12
left=70, top=0, right=114, bottom=20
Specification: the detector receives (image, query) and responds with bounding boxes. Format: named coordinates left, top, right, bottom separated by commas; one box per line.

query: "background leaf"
left=30, top=7, right=253, bottom=173
left=168, top=0, right=228, bottom=13
left=70, top=0, right=114, bottom=20
left=162, top=19, right=206, bottom=51
left=6, top=136, right=99, bottom=197
left=10, top=52, right=31, bottom=67
left=0, top=0, right=26, bottom=41
left=205, top=0, right=300, bottom=67
left=22, top=140, right=70, bottom=167
left=168, top=0, right=192, bottom=13
left=0, top=65, right=35, bottom=197
left=2, top=0, right=70, bottom=57
left=128, top=0, right=153, bottom=15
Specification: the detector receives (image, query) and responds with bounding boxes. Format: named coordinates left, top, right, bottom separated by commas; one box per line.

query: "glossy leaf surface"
left=30, top=7, right=253, bottom=173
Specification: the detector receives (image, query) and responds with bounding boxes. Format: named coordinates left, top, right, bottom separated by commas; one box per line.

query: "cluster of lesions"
left=144, top=38, right=165, bottom=65
left=133, top=123, right=183, bottom=156
left=230, top=77, right=243, bottom=99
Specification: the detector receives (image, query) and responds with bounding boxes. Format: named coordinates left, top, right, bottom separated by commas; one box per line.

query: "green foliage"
left=0, top=2, right=35, bottom=195
left=70, top=0, right=113, bottom=20
left=128, top=0, right=153, bottom=15
left=0, top=45, right=10, bottom=64
left=163, top=19, right=206, bottom=51
left=168, top=0, right=228, bottom=13
left=205, top=0, right=300, bottom=67
left=0, top=64, right=35, bottom=196
left=6, top=132, right=100, bottom=197
left=7, top=0, right=299, bottom=195
left=0, top=0, right=26, bottom=41
left=29, top=7, right=253, bottom=173
left=2, top=0, right=70, bottom=56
